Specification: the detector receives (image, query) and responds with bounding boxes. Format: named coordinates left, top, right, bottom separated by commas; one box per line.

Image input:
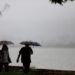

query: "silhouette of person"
left=0, top=44, right=11, bottom=72
left=16, top=44, right=33, bottom=73
left=0, top=50, right=3, bottom=71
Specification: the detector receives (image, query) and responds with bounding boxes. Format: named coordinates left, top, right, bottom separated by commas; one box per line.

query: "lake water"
left=1, top=46, right=75, bottom=71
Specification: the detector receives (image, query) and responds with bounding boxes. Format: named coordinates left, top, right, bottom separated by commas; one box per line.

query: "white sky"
left=0, top=0, right=75, bottom=46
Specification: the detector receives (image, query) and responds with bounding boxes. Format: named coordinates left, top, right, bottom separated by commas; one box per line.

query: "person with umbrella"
left=0, top=44, right=11, bottom=72
left=16, top=43, right=33, bottom=73
left=0, top=40, right=13, bottom=72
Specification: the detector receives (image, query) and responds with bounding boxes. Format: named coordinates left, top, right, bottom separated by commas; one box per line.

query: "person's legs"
left=0, top=63, right=3, bottom=72
left=25, top=63, right=30, bottom=73
left=23, top=62, right=30, bottom=73
left=22, top=63, right=25, bottom=72
left=4, top=63, right=9, bottom=72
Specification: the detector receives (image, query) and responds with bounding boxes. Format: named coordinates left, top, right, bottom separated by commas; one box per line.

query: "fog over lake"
left=0, top=0, right=75, bottom=47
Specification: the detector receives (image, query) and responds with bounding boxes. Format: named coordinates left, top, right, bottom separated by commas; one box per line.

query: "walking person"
left=0, top=50, right=3, bottom=71
left=16, top=44, right=33, bottom=73
left=0, top=44, right=11, bottom=72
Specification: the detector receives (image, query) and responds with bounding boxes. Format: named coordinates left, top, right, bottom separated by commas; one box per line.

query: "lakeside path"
left=0, top=66, right=75, bottom=75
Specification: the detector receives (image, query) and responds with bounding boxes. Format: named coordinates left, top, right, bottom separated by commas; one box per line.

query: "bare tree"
left=0, top=3, right=10, bottom=16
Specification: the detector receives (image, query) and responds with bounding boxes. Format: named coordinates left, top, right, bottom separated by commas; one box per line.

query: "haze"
left=0, top=0, right=75, bottom=47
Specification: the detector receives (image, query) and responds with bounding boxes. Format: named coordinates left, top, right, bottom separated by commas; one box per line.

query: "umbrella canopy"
left=20, top=41, right=41, bottom=46
left=0, top=40, right=14, bottom=45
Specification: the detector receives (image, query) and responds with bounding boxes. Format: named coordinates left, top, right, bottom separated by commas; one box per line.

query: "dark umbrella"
left=0, top=40, right=14, bottom=45
left=20, top=41, right=41, bottom=46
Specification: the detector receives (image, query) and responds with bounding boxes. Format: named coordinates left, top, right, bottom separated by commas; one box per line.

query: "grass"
left=0, top=72, right=35, bottom=75
left=1, top=66, right=75, bottom=75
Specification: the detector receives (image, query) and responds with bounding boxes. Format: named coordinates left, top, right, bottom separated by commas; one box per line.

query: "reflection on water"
left=8, top=46, right=75, bottom=71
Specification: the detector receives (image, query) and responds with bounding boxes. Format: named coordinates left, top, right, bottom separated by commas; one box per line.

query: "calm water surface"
left=3, top=46, right=75, bottom=71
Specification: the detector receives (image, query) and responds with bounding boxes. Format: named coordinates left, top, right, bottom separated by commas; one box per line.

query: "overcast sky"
left=0, top=0, right=75, bottom=47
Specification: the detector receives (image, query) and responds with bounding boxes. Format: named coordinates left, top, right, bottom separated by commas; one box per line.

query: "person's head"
left=2, top=44, right=8, bottom=51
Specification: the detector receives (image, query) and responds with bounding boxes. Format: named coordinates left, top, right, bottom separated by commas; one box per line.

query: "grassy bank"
left=0, top=72, right=35, bottom=75
left=0, top=66, right=75, bottom=75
